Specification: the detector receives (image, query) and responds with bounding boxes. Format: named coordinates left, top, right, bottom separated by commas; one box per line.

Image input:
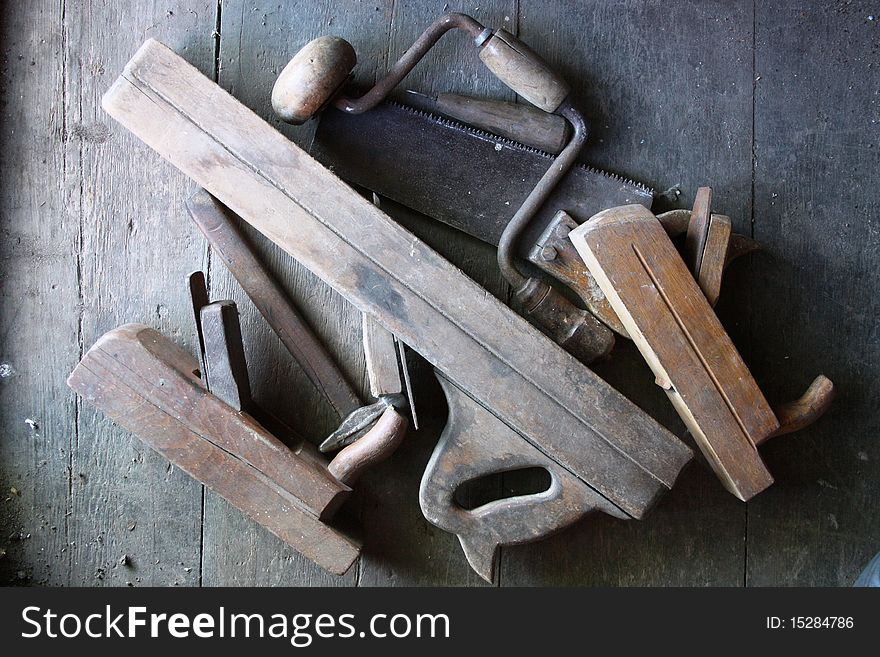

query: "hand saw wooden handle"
left=395, top=90, right=570, bottom=154
left=419, top=374, right=630, bottom=582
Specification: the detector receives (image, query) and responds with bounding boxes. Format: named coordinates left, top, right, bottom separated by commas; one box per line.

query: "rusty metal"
left=312, top=101, right=652, bottom=250
left=332, top=13, right=486, bottom=115
left=199, top=300, right=253, bottom=412
left=496, top=100, right=586, bottom=290
left=320, top=394, right=406, bottom=452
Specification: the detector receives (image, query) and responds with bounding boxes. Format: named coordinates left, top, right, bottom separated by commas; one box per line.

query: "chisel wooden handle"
left=187, top=190, right=362, bottom=418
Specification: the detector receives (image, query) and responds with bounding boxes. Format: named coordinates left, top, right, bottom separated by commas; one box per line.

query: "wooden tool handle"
left=400, top=91, right=570, bottom=153
left=765, top=375, right=835, bottom=441
left=477, top=29, right=570, bottom=113
left=328, top=406, right=408, bottom=485
left=187, top=191, right=362, bottom=419
left=272, top=36, right=356, bottom=124
left=513, top=277, right=615, bottom=363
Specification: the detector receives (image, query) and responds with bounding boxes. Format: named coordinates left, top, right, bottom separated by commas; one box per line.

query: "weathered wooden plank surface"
left=63, top=1, right=215, bottom=586
left=0, top=1, right=77, bottom=585
left=0, top=0, right=877, bottom=587
left=501, top=0, right=755, bottom=586
left=746, top=1, right=880, bottom=586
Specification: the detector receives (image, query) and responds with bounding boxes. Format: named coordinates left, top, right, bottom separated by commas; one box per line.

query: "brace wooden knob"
left=477, top=29, right=570, bottom=113
left=272, top=35, right=356, bottom=124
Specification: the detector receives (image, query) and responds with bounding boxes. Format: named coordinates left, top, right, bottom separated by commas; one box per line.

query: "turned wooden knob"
left=272, top=36, right=356, bottom=124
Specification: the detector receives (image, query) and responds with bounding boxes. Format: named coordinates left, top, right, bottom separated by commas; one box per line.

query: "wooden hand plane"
left=68, top=323, right=364, bottom=574
left=69, top=285, right=409, bottom=575
left=101, top=38, right=693, bottom=582
left=570, top=203, right=834, bottom=500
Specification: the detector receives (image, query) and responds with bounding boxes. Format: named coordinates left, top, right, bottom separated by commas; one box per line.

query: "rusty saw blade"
left=311, top=100, right=652, bottom=254
left=310, top=100, right=653, bottom=337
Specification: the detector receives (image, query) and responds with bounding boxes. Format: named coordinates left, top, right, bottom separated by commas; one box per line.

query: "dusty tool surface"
left=1, top=1, right=875, bottom=587
left=100, top=38, right=692, bottom=581
left=67, top=324, right=360, bottom=575
left=570, top=206, right=779, bottom=500
left=312, top=100, right=652, bottom=258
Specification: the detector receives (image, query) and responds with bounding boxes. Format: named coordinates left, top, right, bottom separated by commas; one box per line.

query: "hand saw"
left=310, top=100, right=759, bottom=338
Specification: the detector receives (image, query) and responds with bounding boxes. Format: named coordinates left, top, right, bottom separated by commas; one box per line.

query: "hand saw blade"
left=310, top=100, right=653, bottom=256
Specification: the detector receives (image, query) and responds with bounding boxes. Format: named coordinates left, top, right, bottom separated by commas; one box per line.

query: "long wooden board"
left=101, top=39, right=691, bottom=521
left=571, top=205, right=778, bottom=500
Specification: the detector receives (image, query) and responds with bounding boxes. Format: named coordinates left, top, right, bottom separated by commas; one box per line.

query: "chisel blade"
left=311, top=100, right=653, bottom=256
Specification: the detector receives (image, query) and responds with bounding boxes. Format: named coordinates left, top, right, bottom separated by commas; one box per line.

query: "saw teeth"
left=388, top=100, right=654, bottom=197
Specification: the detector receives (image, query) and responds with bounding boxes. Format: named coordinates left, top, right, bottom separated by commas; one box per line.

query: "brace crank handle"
left=272, top=13, right=571, bottom=125
left=476, top=29, right=570, bottom=113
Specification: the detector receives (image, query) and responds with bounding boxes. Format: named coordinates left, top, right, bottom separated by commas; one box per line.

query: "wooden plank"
left=63, top=0, right=215, bottom=586
left=201, top=0, right=394, bottom=586
left=362, top=314, right=401, bottom=397
left=356, top=0, right=518, bottom=587
left=571, top=205, right=778, bottom=500
left=0, top=0, right=77, bottom=586
left=746, top=1, right=880, bottom=586
left=505, top=0, right=754, bottom=585
left=102, top=36, right=693, bottom=578
left=684, top=187, right=713, bottom=273
left=698, top=214, right=732, bottom=306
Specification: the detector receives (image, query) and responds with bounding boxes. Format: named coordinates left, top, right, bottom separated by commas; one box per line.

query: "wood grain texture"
left=504, top=0, right=755, bottom=586
left=571, top=206, right=777, bottom=500
left=65, top=0, right=215, bottom=587
left=1, top=0, right=876, bottom=587
left=0, top=0, right=77, bottom=585
left=746, top=1, right=880, bottom=586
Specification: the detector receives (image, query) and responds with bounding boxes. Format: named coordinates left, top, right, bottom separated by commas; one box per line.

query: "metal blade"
left=362, top=304, right=402, bottom=398
left=187, top=270, right=209, bottom=379
left=311, top=100, right=653, bottom=256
